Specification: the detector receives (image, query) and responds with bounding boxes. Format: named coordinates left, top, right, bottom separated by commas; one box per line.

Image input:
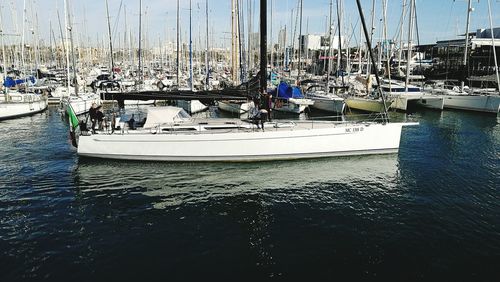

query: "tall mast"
left=487, top=0, right=500, bottom=92
left=124, top=5, right=128, bottom=66
left=397, top=0, right=407, bottom=72
left=105, top=0, right=115, bottom=76
left=138, top=0, right=142, bottom=81
left=0, top=5, right=8, bottom=96
left=270, top=0, right=273, bottom=70
left=326, top=0, right=333, bottom=89
left=337, top=0, right=344, bottom=86
left=463, top=0, right=472, bottom=66
left=231, top=0, right=240, bottom=84
left=248, top=0, right=252, bottom=72
left=65, top=0, right=78, bottom=96
left=21, top=0, right=26, bottom=80
left=57, top=9, right=69, bottom=87
left=259, top=0, right=267, bottom=94
left=189, top=0, right=193, bottom=90
left=176, top=0, right=180, bottom=87
left=205, top=0, right=210, bottom=90
left=366, top=0, right=376, bottom=76
left=297, top=0, right=303, bottom=83
left=355, top=0, right=389, bottom=116
left=404, top=0, right=415, bottom=94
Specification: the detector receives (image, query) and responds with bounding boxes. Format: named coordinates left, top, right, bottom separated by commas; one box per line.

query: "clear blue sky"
left=1, top=0, right=499, bottom=48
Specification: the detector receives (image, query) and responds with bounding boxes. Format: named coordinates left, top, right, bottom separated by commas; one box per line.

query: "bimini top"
left=143, top=106, right=192, bottom=128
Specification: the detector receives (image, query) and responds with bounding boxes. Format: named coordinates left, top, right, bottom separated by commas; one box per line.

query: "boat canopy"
left=3, top=76, right=36, bottom=87
left=143, top=106, right=191, bottom=128
left=275, top=82, right=304, bottom=99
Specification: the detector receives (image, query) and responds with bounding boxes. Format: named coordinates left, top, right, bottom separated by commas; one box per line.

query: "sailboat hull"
left=442, top=94, right=500, bottom=113
left=0, top=94, right=48, bottom=121
left=77, top=122, right=414, bottom=162
left=345, top=97, right=390, bottom=113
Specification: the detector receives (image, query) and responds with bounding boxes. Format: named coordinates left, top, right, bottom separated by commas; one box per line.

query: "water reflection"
left=75, top=154, right=400, bottom=209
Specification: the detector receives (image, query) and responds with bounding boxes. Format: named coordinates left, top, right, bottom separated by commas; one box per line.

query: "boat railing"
left=307, top=112, right=389, bottom=124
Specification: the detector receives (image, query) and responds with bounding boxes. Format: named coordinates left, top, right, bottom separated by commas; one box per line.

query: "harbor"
left=1, top=0, right=499, bottom=281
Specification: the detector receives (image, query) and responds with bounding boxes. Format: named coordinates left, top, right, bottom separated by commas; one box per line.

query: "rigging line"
left=391, top=1, right=407, bottom=42
left=413, top=0, right=424, bottom=89
left=346, top=19, right=360, bottom=50
left=111, top=0, right=124, bottom=44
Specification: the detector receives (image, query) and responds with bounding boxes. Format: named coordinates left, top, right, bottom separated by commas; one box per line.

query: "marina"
left=1, top=0, right=499, bottom=281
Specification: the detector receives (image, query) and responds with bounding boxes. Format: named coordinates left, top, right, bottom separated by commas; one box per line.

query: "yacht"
left=72, top=106, right=417, bottom=162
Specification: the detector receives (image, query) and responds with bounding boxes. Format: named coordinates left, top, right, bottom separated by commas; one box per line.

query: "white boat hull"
left=273, top=98, right=314, bottom=114
left=0, top=94, right=48, bottom=120
left=389, top=94, right=423, bottom=111
left=417, top=96, right=444, bottom=110
left=63, top=93, right=101, bottom=115
left=442, top=94, right=500, bottom=113
left=77, top=122, right=413, bottom=162
left=310, top=97, right=346, bottom=113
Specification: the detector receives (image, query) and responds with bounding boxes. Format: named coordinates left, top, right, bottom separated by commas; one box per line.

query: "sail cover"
left=143, top=107, right=191, bottom=128
left=276, top=82, right=304, bottom=99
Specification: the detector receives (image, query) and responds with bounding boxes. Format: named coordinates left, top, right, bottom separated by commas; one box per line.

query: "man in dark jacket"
left=89, top=103, right=98, bottom=133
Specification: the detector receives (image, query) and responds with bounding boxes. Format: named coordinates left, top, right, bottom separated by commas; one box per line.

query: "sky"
left=1, top=0, right=499, bottom=49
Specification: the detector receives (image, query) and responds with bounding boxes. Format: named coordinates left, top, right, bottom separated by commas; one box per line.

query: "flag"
left=66, top=103, right=79, bottom=132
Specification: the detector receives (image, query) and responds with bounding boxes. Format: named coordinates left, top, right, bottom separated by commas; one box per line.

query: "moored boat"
left=72, top=106, right=417, bottom=162
left=0, top=91, right=48, bottom=120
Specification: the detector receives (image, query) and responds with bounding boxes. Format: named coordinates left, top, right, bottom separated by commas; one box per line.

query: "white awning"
left=143, top=106, right=191, bottom=128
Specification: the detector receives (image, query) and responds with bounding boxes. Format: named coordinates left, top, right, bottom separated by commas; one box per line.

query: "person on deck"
left=96, top=107, right=105, bottom=130
left=128, top=114, right=136, bottom=130
left=89, top=103, right=98, bottom=133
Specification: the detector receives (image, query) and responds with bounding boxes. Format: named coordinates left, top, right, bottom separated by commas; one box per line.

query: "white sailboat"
left=0, top=91, right=48, bottom=120
left=67, top=0, right=417, bottom=163
left=0, top=5, right=48, bottom=120
left=61, top=0, right=101, bottom=116
left=306, top=84, right=345, bottom=114
left=74, top=106, right=416, bottom=161
left=430, top=0, right=500, bottom=114
left=272, top=82, right=314, bottom=114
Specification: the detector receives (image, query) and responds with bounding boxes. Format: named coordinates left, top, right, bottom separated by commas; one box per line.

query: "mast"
left=189, top=0, right=193, bottom=90
left=404, top=0, right=415, bottom=94
left=270, top=0, right=273, bottom=70
left=366, top=0, right=375, bottom=76
left=57, top=9, right=69, bottom=88
left=337, top=0, right=344, bottom=86
left=64, top=0, right=78, bottom=95
left=463, top=0, right=472, bottom=66
left=297, top=0, right=303, bottom=83
left=205, top=0, right=210, bottom=90
left=326, top=0, right=333, bottom=89
left=138, top=0, right=142, bottom=81
left=231, top=0, right=240, bottom=84
left=105, top=0, right=115, bottom=77
left=486, top=0, right=500, bottom=92
left=21, top=0, right=26, bottom=81
left=355, top=0, right=389, bottom=117
left=0, top=5, right=9, bottom=97
left=398, top=0, right=407, bottom=72
left=260, top=0, right=267, bottom=94
left=176, top=0, right=180, bottom=87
